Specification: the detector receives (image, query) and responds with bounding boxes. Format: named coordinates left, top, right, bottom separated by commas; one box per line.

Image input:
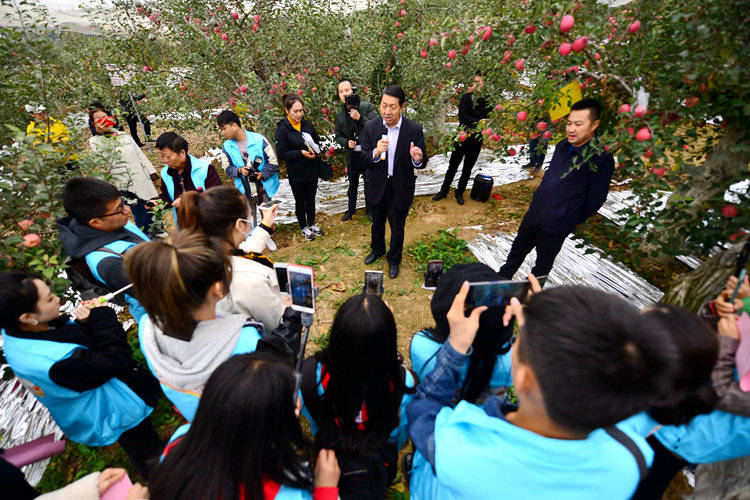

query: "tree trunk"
left=643, top=125, right=749, bottom=266
left=662, top=239, right=747, bottom=311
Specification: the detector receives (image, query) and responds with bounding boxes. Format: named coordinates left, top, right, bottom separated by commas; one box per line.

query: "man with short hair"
left=154, top=132, right=222, bottom=218
left=56, top=177, right=148, bottom=320
left=217, top=110, right=280, bottom=225
left=334, top=78, right=379, bottom=221
left=407, top=283, right=677, bottom=499
left=498, top=98, right=614, bottom=279
left=360, top=85, right=427, bottom=279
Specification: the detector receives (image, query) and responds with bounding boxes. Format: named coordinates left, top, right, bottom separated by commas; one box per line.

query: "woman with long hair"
left=274, top=94, right=324, bottom=241
left=300, top=294, right=416, bottom=498
left=125, top=230, right=262, bottom=421
left=410, top=263, right=514, bottom=404
left=151, top=353, right=340, bottom=500
left=177, top=185, right=287, bottom=333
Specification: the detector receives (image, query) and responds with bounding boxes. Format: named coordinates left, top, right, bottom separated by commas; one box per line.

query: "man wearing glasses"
left=56, top=177, right=149, bottom=320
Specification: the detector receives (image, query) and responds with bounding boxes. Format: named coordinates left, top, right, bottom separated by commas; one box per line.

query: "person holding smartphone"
left=275, top=94, right=324, bottom=241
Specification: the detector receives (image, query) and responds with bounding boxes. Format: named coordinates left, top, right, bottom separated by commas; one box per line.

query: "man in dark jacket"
left=498, top=98, right=614, bottom=279
left=335, top=78, right=379, bottom=221
left=433, top=72, right=492, bottom=204
left=360, top=85, right=427, bottom=279
left=119, top=93, right=151, bottom=147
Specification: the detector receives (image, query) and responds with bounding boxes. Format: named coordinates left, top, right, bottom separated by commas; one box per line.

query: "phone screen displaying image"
left=287, top=264, right=315, bottom=314
left=465, top=280, right=529, bottom=309
left=364, top=270, right=384, bottom=296
left=423, top=260, right=444, bottom=290
left=274, top=263, right=289, bottom=295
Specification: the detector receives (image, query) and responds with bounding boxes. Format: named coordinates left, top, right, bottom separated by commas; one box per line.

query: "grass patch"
left=406, top=229, right=477, bottom=271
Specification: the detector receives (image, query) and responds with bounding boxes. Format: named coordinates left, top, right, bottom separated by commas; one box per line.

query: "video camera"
left=344, top=90, right=361, bottom=112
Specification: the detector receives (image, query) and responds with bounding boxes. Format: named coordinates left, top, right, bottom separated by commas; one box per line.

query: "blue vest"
left=84, top=221, right=148, bottom=323
left=160, top=155, right=212, bottom=226
left=409, top=401, right=652, bottom=500
left=138, top=317, right=261, bottom=422
left=300, top=362, right=416, bottom=450
left=2, top=330, right=153, bottom=446
left=224, top=132, right=280, bottom=198
left=410, top=330, right=512, bottom=402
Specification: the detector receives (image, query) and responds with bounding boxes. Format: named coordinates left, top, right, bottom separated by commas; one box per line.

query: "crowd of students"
left=2, top=105, right=749, bottom=499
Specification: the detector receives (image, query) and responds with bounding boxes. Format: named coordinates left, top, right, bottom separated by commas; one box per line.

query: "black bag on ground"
left=301, top=357, right=399, bottom=499
left=64, top=250, right=126, bottom=306
left=470, top=174, right=493, bottom=202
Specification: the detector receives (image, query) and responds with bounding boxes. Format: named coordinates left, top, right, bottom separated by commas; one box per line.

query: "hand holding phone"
left=447, top=282, right=487, bottom=354
left=363, top=270, right=384, bottom=296
left=287, top=264, right=315, bottom=314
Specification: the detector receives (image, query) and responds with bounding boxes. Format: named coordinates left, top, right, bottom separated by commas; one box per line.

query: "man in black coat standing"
left=360, top=85, right=427, bottom=279
left=498, top=98, right=614, bottom=279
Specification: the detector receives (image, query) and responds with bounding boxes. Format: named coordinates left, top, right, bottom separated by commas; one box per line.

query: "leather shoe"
left=389, top=263, right=399, bottom=279
left=455, top=192, right=465, bottom=205
left=341, top=211, right=353, bottom=221
left=364, top=252, right=384, bottom=265
left=432, top=191, right=447, bottom=201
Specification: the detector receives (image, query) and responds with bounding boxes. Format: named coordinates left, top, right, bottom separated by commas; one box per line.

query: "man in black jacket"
left=334, top=78, right=379, bottom=221
left=498, top=98, right=614, bottom=279
left=360, top=85, right=427, bottom=279
left=433, top=72, right=492, bottom=204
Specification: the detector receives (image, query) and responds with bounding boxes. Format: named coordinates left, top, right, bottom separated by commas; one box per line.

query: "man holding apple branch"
left=360, top=85, right=427, bottom=279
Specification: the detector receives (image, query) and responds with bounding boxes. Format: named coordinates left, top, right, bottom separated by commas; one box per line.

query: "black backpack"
left=300, top=357, right=400, bottom=500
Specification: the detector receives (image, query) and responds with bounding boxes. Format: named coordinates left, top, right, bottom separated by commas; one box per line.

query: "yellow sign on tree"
left=548, top=80, right=583, bottom=121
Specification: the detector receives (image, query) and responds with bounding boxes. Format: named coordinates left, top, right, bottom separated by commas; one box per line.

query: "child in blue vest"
left=410, top=263, right=513, bottom=405
left=151, top=352, right=340, bottom=500
left=0, top=271, right=163, bottom=479
left=124, top=229, right=263, bottom=421
left=217, top=110, right=280, bottom=224
left=56, top=177, right=149, bottom=321
left=153, top=132, right=222, bottom=224
left=300, top=294, right=416, bottom=499
left=407, top=283, right=677, bottom=500
left=628, top=303, right=750, bottom=499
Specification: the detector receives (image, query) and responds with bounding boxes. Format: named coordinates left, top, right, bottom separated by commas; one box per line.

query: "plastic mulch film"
left=467, top=231, right=664, bottom=309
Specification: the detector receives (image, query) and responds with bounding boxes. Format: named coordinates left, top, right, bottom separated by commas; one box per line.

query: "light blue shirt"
left=373, top=116, right=422, bottom=174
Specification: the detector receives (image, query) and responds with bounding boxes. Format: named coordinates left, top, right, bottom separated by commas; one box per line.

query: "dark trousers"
left=631, top=436, right=689, bottom=500
left=126, top=114, right=151, bottom=147
left=346, top=153, right=370, bottom=216
left=439, top=143, right=481, bottom=195
left=370, top=178, right=409, bottom=265
left=130, top=201, right=155, bottom=235
left=290, top=179, right=318, bottom=228
left=528, top=136, right=549, bottom=167
left=117, top=416, right=164, bottom=480
left=498, top=217, right=567, bottom=279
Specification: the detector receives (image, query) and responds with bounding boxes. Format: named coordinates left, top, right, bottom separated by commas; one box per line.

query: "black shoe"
left=455, top=192, right=465, bottom=205
left=432, top=191, right=447, bottom=201
left=364, top=252, right=384, bottom=265
left=341, top=211, right=353, bottom=221
left=389, top=263, right=400, bottom=279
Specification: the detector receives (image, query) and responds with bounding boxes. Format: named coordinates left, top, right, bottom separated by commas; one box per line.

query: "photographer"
left=334, top=78, right=378, bottom=221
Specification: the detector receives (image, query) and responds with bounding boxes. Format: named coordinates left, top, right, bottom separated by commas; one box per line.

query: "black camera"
left=345, top=92, right=361, bottom=111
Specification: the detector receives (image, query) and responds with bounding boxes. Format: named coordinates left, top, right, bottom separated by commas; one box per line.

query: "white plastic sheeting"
left=467, top=232, right=664, bottom=309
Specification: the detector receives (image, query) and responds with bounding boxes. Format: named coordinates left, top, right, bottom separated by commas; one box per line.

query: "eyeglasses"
left=96, top=199, right=127, bottom=218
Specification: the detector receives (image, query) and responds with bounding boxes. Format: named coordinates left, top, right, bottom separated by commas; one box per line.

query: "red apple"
left=480, top=26, right=492, bottom=41
left=634, top=104, right=646, bottom=117
left=524, top=23, right=536, bottom=34
left=18, top=219, right=33, bottom=231
left=635, top=127, right=651, bottom=141
left=429, top=38, right=437, bottom=46
left=399, top=9, right=406, bottom=16
left=482, top=128, right=493, bottom=136
left=253, top=14, right=260, bottom=22
left=508, top=147, right=517, bottom=156
left=558, top=43, right=572, bottom=56
left=543, top=130, right=552, bottom=139
left=594, top=52, right=602, bottom=60
left=572, top=36, right=587, bottom=52
left=651, top=166, right=665, bottom=177
left=232, top=12, right=239, bottom=19
left=559, top=14, right=574, bottom=33
left=643, top=148, right=654, bottom=159
left=448, top=49, right=456, bottom=59
left=239, top=85, right=248, bottom=93
left=420, top=49, right=428, bottom=58
left=333, top=66, right=340, bottom=72
left=445, top=62, right=452, bottom=68
left=460, top=45, right=469, bottom=55
left=537, top=121, right=547, bottom=131
left=618, top=103, right=631, bottom=114
left=722, top=205, right=738, bottom=218
left=23, top=233, right=41, bottom=248
left=397, top=32, right=405, bottom=39
left=396, top=21, right=401, bottom=27
left=514, top=58, right=525, bottom=72
left=491, top=133, right=501, bottom=141
left=221, top=33, right=228, bottom=41
left=495, top=104, right=503, bottom=110
left=142, top=65, right=151, bottom=72
left=458, top=131, right=467, bottom=142
left=252, top=23, right=259, bottom=31
left=628, top=20, right=641, bottom=33
left=502, top=50, right=512, bottom=63
left=516, top=110, right=528, bottom=122
left=627, top=127, right=635, bottom=135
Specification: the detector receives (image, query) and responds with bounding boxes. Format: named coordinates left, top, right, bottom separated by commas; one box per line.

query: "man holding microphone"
left=360, top=85, right=427, bottom=279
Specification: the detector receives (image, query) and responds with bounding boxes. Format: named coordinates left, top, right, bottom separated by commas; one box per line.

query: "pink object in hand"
left=101, top=473, right=134, bottom=500
left=736, top=312, right=750, bottom=391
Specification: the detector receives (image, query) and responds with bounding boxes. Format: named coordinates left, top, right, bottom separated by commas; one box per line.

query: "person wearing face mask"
left=497, top=98, right=614, bottom=280
left=88, top=107, right=159, bottom=234
left=177, top=185, right=289, bottom=334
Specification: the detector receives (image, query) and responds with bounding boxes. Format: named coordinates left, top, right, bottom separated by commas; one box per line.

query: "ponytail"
left=178, top=190, right=202, bottom=232
left=176, top=186, right=249, bottom=246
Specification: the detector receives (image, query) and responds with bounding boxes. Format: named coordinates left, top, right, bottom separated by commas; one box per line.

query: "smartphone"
left=423, top=260, right=444, bottom=290
left=363, top=270, right=384, bottom=296
left=465, top=275, right=548, bottom=309
left=287, top=264, right=315, bottom=314
left=274, top=262, right=289, bottom=295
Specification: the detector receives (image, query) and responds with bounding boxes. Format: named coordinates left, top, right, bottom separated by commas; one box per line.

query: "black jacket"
left=526, top=137, right=614, bottom=234
left=360, top=116, right=427, bottom=210
left=274, top=118, right=321, bottom=184
left=457, top=92, right=491, bottom=148
left=5, top=308, right=161, bottom=405
left=334, top=100, right=379, bottom=162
